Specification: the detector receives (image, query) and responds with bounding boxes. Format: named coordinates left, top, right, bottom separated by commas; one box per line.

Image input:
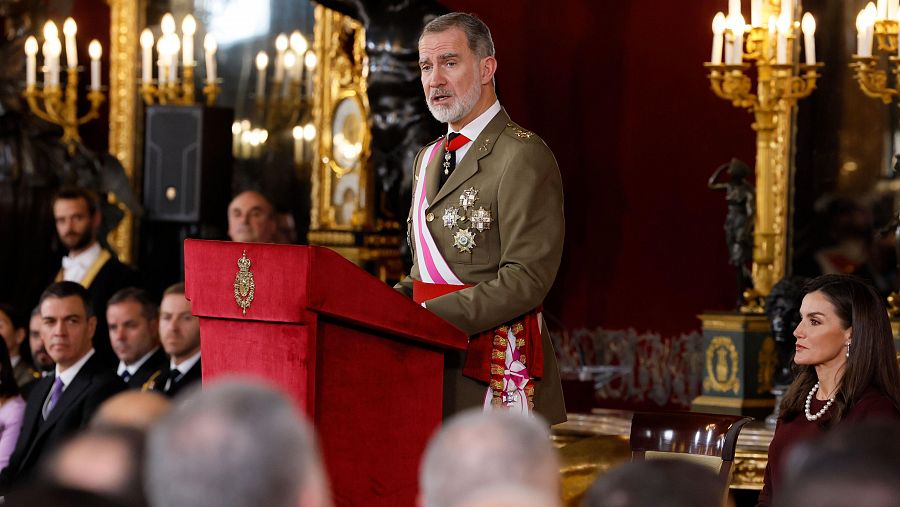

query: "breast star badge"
left=470, top=207, right=492, bottom=232
left=453, top=228, right=476, bottom=253
left=459, top=187, right=478, bottom=209
left=443, top=206, right=461, bottom=229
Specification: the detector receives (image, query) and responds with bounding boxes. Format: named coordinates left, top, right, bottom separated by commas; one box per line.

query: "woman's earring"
left=846, top=341, right=851, bottom=358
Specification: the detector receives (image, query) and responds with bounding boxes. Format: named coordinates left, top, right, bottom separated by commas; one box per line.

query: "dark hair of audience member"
left=162, top=282, right=185, bottom=297
left=581, top=459, right=721, bottom=507
left=778, top=275, right=900, bottom=427
left=108, top=287, right=159, bottom=321
left=53, top=186, right=100, bottom=217
left=775, top=421, right=900, bottom=507
left=39, top=281, right=95, bottom=318
left=0, top=303, right=28, bottom=389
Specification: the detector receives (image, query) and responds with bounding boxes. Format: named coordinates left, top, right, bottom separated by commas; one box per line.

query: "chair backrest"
left=629, top=411, right=753, bottom=499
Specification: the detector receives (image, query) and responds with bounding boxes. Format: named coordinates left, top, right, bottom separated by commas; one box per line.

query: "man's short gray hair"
left=419, top=409, right=560, bottom=507
left=145, top=379, right=326, bottom=507
left=420, top=12, right=495, bottom=59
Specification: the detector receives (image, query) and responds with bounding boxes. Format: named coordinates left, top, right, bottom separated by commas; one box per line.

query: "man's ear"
left=481, top=56, right=497, bottom=85
left=87, top=315, right=98, bottom=340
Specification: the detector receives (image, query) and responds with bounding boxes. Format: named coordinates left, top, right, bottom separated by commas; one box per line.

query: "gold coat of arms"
left=233, top=251, right=255, bottom=315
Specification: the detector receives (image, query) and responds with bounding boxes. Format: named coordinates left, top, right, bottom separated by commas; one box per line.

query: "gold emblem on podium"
left=233, top=251, right=256, bottom=315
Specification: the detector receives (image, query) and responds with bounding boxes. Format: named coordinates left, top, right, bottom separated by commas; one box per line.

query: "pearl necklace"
left=805, top=382, right=836, bottom=421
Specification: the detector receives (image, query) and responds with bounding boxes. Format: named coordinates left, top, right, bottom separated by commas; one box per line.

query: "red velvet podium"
left=184, top=239, right=467, bottom=507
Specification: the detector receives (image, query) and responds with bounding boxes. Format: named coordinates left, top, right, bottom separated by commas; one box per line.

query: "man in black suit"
left=1, top=282, right=125, bottom=490
left=106, top=287, right=167, bottom=391
left=153, top=283, right=201, bottom=398
left=51, top=187, right=139, bottom=367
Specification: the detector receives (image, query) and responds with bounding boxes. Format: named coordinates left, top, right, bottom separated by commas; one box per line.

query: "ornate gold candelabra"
left=705, top=2, right=822, bottom=310
left=24, top=68, right=105, bottom=155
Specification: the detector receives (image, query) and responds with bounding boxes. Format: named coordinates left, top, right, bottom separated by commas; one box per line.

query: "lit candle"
left=63, top=18, right=77, bottom=70
left=140, top=29, right=153, bottom=84
left=782, top=0, right=793, bottom=26
left=282, top=50, right=296, bottom=96
left=232, top=121, right=242, bottom=157
left=88, top=40, right=101, bottom=90
left=204, top=34, right=217, bottom=84
left=168, top=35, right=180, bottom=83
left=732, top=14, right=745, bottom=65
left=878, top=0, right=888, bottom=19
left=711, top=12, right=726, bottom=64
left=24, top=36, right=37, bottom=87
left=274, top=33, right=288, bottom=82
left=728, top=0, right=741, bottom=19
left=255, top=51, right=268, bottom=100
left=157, top=38, right=168, bottom=85
left=181, top=14, right=196, bottom=67
left=289, top=31, right=307, bottom=82
left=768, top=15, right=777, bottom=59
left=865, top=2, right=877, bottom=57
left=304, top=50, right=317, bottom=96
left=43, top=21, right=60, bottom=86
left=292, top=125, right=304, bottom=165
left=776, top=12, right=791, bottom=64
left=801, top=13, right=816, bottom=65
left=892, top=0, right=900, bottom=20
left=303, top=122, right=316, bottom=163
left=750, top=0, right=762, bottom=26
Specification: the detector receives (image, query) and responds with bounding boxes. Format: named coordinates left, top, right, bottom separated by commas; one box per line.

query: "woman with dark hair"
left=757, top=274, right=900, bottom=506
left=0, top=335, right=24, bottom=471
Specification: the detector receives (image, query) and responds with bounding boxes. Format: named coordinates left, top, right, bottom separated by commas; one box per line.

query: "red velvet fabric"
left=184, top=240, right=466, bottom=507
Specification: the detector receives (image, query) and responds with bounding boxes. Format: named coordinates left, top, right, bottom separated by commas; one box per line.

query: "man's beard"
left=61, top=229, right=94, bottom=252
left=426, top=79, right=481, bottom=125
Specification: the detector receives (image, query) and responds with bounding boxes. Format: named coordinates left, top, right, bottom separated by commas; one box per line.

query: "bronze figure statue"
left=709, top=158, right=755, bottom=309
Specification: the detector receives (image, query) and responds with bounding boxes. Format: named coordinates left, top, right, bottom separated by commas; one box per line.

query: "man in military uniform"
left=395, top=13, right=565, bottom=424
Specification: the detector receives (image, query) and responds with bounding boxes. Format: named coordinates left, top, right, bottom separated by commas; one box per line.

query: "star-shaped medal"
left=443, top=206, right=461, bottom=229
left=459, top=187, right=478, bottom=209
left=453, top=228, right=476, bottom=253
left=469, top=207, right=492, bottom=232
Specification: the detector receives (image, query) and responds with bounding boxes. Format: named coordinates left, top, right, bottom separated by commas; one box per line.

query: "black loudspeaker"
left=143, top=105, right=233, bottom=224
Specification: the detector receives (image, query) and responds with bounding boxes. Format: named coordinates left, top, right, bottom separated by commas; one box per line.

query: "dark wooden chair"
left=629, top=411, right=753, bottom=502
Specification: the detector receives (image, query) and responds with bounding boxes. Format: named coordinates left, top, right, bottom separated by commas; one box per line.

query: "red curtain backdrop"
left=441, top=0, right=757, bottom=336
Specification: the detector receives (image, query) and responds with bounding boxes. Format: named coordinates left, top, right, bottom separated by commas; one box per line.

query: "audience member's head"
left=581, top=459, right=721, bottom=507
left=39, top=282, right=96, bottom=370
left=775, top=421, right=900, bottom=507
left=53, top=186, right=101, bottom=254
left=455, top=485, right=559, bottom=507
left=227, top=190, right=278, bottom=244
left=107, top=288, right=160, bottom=366
left=158, top=283, right=200, bottom=365
left=92, top=390, right=171, bottom=431
left=419, top=410, right=560, bottom=507
left=145, top=379, right=330, bottom=507
left=0, top=303, right=25, bottom=361
left=29, top=305, right=54, bottom=372
left=41, top=425, right=148, bottom=507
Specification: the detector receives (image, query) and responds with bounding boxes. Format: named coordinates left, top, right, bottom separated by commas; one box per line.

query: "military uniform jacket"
left=396, top=108, right=566, bottom=424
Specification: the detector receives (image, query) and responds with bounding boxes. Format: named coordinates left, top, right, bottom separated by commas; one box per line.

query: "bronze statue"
left=764, top=276, right=806, bottom=426
left=709, top=158, right=755, bottom=309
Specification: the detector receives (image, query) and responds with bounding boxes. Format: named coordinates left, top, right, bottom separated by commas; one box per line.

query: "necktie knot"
left=120, top=370, right=131, bottom=383
left=446, top=132, right=470, bottom=152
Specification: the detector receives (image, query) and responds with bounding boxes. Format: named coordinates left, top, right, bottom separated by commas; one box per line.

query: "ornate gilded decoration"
left=233, top=251, right=255, bottom=315
left=704, top=336, right=740, bottom=394
left=107, top=0, right=139, bottom=264
left=757, top=336, right=777, bottom=394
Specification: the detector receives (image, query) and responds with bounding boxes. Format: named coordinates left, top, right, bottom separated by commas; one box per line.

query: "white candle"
left=255, top=51, right=268, bottom=100
left=274, top=33, right=288, bottom=82
left=801, top=13, right=816, bottom=65
left=304, top=50, right=317, bottom=96
left=776, top=13, right=790, bottom=64
left=169, top=35, right=180, bottom=83
left=783, top=0, right=793, bottom=26
left=232, top=121, right=242, bottom=157
left=43, top=38, right=61, bottom=87
left=731, top=14, right=745, bottom=64
left=292, top=126, right=303, bottom=165
left=728, top=0, right=741, bottom=19
left=157, top=38, right=168, bottom=85
left=88, top=40, right=101, bottom=90
left=865, top=3, right=877, bottom=57
left=204, top=34, right=217, bottom=83
left=768, top=15, right=777, bottom=59
left=857, top=10, right=868, bottom=56
left=711, top=12, right=725, bottom=64
left=750, top=0, right=762, bottom=26
left=140, top=29, right=153, bottom=84
left=24, top=36, right=37, bottom=87
left=63, top=18, right=77, bottom=70
left=892, top=0, right=900, bottom=20
left=878, top=0, right=888, bottom=19
left=282, top=50, right=295, bottom=97
left=182, top=14, right=196, bottom=67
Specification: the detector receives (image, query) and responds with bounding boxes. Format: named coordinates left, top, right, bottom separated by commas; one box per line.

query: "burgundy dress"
left=757, top=387, right=900, bottom=506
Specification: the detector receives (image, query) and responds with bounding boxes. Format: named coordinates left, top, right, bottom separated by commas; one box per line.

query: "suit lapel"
left=11, top=376, right=53, bottom=466
left=432, top=109, right=509, bottom=205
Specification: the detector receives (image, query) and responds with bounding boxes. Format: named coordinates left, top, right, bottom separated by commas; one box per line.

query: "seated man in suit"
left=51, top=187, right=140, bottom=366
left=0, top=282, right=125, bottom=490
left=153, top=283, right=201, bottom=398
left=106, top=288, right=167, bottom=391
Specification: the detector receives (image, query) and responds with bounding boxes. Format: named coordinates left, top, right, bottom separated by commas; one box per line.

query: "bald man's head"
left=227, top=191, right=278, bottom=243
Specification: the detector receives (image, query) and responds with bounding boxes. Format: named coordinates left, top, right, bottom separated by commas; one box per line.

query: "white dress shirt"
left=61, top=242, right=102, bottom=283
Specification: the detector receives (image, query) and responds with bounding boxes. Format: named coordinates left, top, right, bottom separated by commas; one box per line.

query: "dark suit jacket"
left=0, top=353, right=126, bottom=488
left=125, top=347, right=168, bottom=390
left=85, top=255, right=141, bottom=367
left=153, top=358, right=202, bottom=399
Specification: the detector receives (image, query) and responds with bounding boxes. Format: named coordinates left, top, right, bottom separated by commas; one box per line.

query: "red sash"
left=413, top=280, right=545, bottom=382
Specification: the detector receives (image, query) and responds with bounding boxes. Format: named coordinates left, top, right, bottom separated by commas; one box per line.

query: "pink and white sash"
left=412, top=141, right=464, bottom=286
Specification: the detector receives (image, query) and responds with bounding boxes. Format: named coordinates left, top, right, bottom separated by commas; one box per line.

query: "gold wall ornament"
left=704, top=336, right=741, bottom=394
left=233, top=251, right=256, bottom=315
left=756, top=336, right=777, bottom=394
left=705, top=3, right=823, bottom=302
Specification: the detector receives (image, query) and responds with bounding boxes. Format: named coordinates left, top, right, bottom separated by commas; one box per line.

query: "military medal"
left=443, top=206, right=461, bottom=229
left=453, top=229, right=476, bottom=253
left=443, top=151, right=452, bottom=175
left=459, top=187, right=478, bottom=209
left=470, top=207, right=492, bottom=232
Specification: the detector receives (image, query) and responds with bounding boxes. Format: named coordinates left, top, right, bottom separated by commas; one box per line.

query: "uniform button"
left=426, top=213, right=434, bottom=222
